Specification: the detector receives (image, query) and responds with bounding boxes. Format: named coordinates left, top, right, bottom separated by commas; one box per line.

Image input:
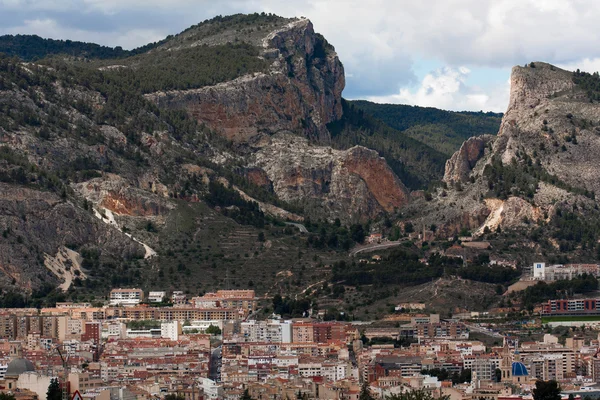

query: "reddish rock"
left=444, top=135, right=493, bottom=184
left=343, top=146, right=410, bottom=213
left=146, top=19, right=344, bottom=144
left=246, top=168, right=272, bottom=189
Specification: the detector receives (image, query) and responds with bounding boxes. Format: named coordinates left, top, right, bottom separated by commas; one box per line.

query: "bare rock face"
left=475, top=197, right=544, bottom=235
left=434, top=62, right=600, bottom=236
left=0, top=183, right=144, bottom=291
left=493, top=62, right=600, bottom=193
left=147, top=19, right=344, bottom=144
left=251, top=134, right=409, bottom=223
left=73, top=175, right=174, bottom=217
left=444, top=135, right=494, bottom=184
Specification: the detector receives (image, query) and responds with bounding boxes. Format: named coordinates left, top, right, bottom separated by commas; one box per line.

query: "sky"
left=2, top=0, right=600, bottom=112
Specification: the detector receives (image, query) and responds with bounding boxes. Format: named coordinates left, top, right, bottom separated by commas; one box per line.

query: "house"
left=367, top=233, right=383, bottom=244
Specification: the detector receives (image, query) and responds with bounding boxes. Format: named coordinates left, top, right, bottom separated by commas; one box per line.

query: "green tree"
left=533, top=380, right=561, bottom=400
left=359, top=382, right=375, bottom=400
left=47, top=378, right=61, bottom=400
left=386, top=388, right=450, bottom=400
left=0, top=394, right=16, bottom=400
left=205, top=324, right=222, bottom=335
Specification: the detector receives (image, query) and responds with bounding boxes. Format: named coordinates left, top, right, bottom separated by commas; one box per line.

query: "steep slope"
left=0, top=14, right=411, bottom=300
left=351, top=100, right=502, bottom=156
left=328, top=100, right=448, bottom=189
left=404, top=62, right=600, bottom=261
left=145, top=17, right=344, bottom=144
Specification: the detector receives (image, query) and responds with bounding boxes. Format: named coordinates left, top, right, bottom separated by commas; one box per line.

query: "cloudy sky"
left=2, top=0, right=600, bottom=112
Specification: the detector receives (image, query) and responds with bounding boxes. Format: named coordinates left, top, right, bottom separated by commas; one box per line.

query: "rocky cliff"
left=250, top=133, right=409, bottom=224
left=492, top=63, right=600, bottom=194
left=411, top=62, right=600, bottom=238
left=146, top=19, right=344, bottom=144
left=443, top=135, right=494, bottom=184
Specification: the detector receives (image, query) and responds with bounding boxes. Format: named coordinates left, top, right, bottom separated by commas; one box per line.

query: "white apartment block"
left=148, top=291, right=166, bottom=303
left=161, top=321, right=181, bottom=341
left=533, top=262, right=600, bottom=281
left=109, top=288, right=144, bottom=306
left=240, top=319, right=292, bottom=343
left=102, top=322, right=126, bottom=339
left=181, top=320, right=223, bottom=334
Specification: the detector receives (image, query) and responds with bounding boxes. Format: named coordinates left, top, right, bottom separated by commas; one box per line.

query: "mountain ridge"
left=3, top=14, right=598, bottom=314
left=0, top=14, right=414, bottom=301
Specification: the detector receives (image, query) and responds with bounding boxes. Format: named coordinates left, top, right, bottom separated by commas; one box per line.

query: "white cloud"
left=558, top=58, right=600, bottom=75
left=5, top=18, right=167, bottom=49
left=364, top=67, right=510, bottom=112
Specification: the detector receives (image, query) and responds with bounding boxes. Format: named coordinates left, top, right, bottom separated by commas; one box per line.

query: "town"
left=0, top=271, right=596, bottom=400
left=3, top=4, right=600, bottom=400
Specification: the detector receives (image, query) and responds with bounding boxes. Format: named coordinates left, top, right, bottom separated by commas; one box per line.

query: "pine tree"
left=359, top=382, right=374, bottom=400
left=47, top=378, right=61, bottom=400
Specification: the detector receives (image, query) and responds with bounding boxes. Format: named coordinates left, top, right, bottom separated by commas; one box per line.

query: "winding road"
left=284, top=222, right=308, bottom=233
left=350, top=240, right=406, bottom=256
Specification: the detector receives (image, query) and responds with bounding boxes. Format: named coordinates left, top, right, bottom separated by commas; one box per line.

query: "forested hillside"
left=327, top=100, right=448, bottom=189
left=0, top=34, right=166, bottom=61
left=351, top=100, right=502, bottom=156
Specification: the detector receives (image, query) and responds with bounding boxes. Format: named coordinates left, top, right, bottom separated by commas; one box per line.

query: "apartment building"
left=240, top=320, right=292, bottom=343
left=148, top=291, right=166, bottom=303
left=109, top=288, right=144, bottom=306
left=541, top=299, right=600, bottom=315
left=192, top=290, right=257, bottom=315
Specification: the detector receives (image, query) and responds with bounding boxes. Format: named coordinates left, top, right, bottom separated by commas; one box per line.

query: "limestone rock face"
left=492, top=63, right=600, bottom=193
left=444, top=135, right=494, bottom=184
left=73, top=175, right=174, bottom=217
left=147, top=19, right=345, bottom=144
left=416, top=62, right=600, bottom=237
left=0, top=183, right=144, bottom=290
left=250, top=134, right=409, bottom=223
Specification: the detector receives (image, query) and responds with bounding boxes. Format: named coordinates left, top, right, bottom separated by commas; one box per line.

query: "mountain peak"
left=507, top=62, right=574, bottom=112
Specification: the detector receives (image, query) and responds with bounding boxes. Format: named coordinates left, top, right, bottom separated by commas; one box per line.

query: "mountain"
left=350, top=100, right=502, bottom=157
left=404, top=62, right=600, bottom=263
left=0, top=13, right=419, bottom=302
left=6, top=12, right=592, bottom=312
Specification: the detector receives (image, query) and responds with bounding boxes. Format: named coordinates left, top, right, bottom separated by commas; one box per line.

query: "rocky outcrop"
left=475, top=197, right=544, bottom=235
left=250, top=133, right=409, bottom=223
left=146, top=19, right=344, bottom=144
left=434, top=62, right=600, bottom=236
left=73, top=175, right=174, bottom=217
left=0, top=183, right=144, bottom=291
left=492, top=62, right=600, bottom=193
left=444, top=135, right=494, bottom=184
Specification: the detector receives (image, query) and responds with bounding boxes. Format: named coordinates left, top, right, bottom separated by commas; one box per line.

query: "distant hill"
left=350, top=100, right=502, bottom=156
left=0, top=34, right=167, bottom=61
left=0, top=13, right=292, bottom=64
